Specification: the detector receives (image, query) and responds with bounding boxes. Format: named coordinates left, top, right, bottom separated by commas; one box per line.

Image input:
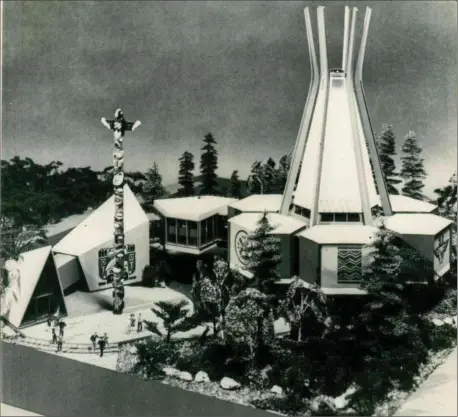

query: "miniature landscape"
left=2, top=2, right=457, bottom=416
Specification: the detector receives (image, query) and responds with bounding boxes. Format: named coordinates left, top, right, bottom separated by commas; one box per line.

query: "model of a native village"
left=1, top=2, right=457, bottom=416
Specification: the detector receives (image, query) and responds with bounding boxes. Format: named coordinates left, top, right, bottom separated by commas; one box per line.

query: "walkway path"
left=1, top=403, right=42, bottom=416
left=395, top=347, right=457, bottom=416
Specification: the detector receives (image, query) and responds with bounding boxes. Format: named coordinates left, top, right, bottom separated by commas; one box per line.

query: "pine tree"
left=400, top=131, right=427, bottom=200
left=243, top=212, right=282, bottom=294
left=199, top=133, right=219, bottom=195
left=230, top=170, right=242, bottom=198
left=376, top=124, right=401, bottom=195
left=262, top=158, right=277, bottom=194
left=177, top=151, right=195, bottom=197
left=277, top=153, right=292, bottom=194
left=142, top=162, right=167, bottom=210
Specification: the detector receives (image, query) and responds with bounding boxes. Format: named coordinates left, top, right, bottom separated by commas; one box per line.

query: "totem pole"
left=101, top=109, right=141, bottom=314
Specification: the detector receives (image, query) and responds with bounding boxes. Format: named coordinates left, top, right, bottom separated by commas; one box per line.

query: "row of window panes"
left=319, top=213, right=361, bottom=223
left=166, top=216, right=222, bottom=247
left=293, top=205, right=311, bottom=219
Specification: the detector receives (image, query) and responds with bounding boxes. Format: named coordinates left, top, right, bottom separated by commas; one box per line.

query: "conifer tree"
left=376, top=124, right=401, bottom=194
left=262, top=157, right=277, bottom=194
left=243, top=212, right=282, bottom=294
left=276, top=153, right=292, bottom=194
left=230, top=170, right=242, bottom=198
left=177, top=151, right=195, bottom=197
left=400, top=131, right=427, bottom=200
left=142, top=162, right=167, bottom=210
left=199, top=133, right=219, bottom=195
left=247, top=161, right=263, bottom=194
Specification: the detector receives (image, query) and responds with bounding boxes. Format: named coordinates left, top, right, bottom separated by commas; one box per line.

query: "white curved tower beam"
left=280, top=8, right=320, bottom=215
left=353, top=7, right=393, bottom=216
left=342, top=6, right=350, bottom=71
left=309, top=6, right=330, bottom=226
left=345, top=7, right=357, bottom=78
left=345, top=7, right=373, bottom=225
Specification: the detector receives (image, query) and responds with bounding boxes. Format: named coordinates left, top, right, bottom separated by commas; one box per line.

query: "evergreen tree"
left=262, top=157, right=277, bottom=194
left=276, top=153, right=292, bottom=194
left=199, top=133, right=219, bottom=195
left=230, top=170, right=242, bottom=198
left=243, top=212, right=282, bottom=294
left=400, top=131, right=427, bottom=200
left=142, top=162, right=167, bottom=210
left=247, top=161, right=263, bottom=194
left=376, top=124, right=401, bottom=194
left=177, top=151, right=195, bottom=197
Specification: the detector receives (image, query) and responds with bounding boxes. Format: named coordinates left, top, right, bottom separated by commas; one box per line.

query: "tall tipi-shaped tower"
left=280, top=6, right=392, bottom=226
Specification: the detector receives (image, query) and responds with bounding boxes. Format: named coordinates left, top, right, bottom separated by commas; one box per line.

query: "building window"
left=334, top=213, right=347, bottom=222
left=294, top=205, right=311, bottom=219
left=337, top=245, right=363, bottom=284
left=188, top=221, right=198, bottom=246
left=177, top=220, right=187, bottom=245
left=347, top=213, right=361, bottom=222
left=319, top=213, right=362, bottom=223
left=320, top=213, right=334, bottom=222
left=167, top=218, right=177, bottom=243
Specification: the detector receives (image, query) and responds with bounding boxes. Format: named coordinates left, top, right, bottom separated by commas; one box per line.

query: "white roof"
left=53, top=185, right=149, bottom=256
left=293, top=77, right=379, bottom=213
left=4, top=246, right=53, bottom=328
left=297, top=225, right=378, bottom=244
left=154, top=196, right=238, bottom=221
left=229, top=194, right=282, bottom=213
left=229, top=213, right=308, bottom=235
left=384, top=213, right=452, bottom=236
left=147, top=212, right=161, bottom=221
left=45, top=209, right=94, bottom=237
left=53, top=253, right=76, bottom=268
left=383, top=195, right=437, bottom=213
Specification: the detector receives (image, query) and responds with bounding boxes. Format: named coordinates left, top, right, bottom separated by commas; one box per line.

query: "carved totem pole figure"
left=101, top=109, right=141, bottom=314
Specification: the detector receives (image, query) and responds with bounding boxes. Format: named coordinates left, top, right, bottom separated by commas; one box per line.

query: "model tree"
left=247, top=161, right=263, bottom=194
left=230, top=170, right=242, bottom=198
left=400, top=130, right=427, bottom=200
left=276, top=153, right=292, bottom=194
left=243, top=212, right=282, bottom=294
left=376, top=124, right=401, bottom=194
left=177, top=151, right=195, bottom=197
left=199, top=132, right=219, bottom=195
left=142, top=162, right=167, bottom=210
left=262, top=157, right=277, bottom=194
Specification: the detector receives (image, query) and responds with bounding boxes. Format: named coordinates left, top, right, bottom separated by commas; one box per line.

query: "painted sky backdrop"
left=4, top=1, right=457, bottom=196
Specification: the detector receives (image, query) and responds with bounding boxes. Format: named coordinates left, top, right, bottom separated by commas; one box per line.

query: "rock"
left=220, top=377, right=241, bottom=390
left=334, top=385, right=357, bottom=409
left=129, top=346, right=138, bottom=355
left=271, top=385, right=283, bottom=395
left=178, top=371, right=193, bottom=382
left=163, top=367, right=180, bottom=377
left=432, top=318, right=445, bottom=326
left=194, top=371, right=210, bottom=383
left=444, top=317, right=457, bottom=326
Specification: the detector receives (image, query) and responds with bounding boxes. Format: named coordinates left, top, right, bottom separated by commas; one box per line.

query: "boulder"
left=432, top=318, right=445, bottom=326
left=163, top=367, right=180, bottom=377
left=271, top=385, right=283, bottom=395
left=178, top=371, right=193, bottom=382
left=220, top=377, right=241, bottom=390
left=444, top=317, right=457, bottom=326
left=194, top=371, right=210, bottom=383
left=129, top=346, right=138, bottom=355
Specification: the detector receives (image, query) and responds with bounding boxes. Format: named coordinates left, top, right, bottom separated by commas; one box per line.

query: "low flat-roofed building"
left=153, top=196, right=238, bottom=255
left=228, top=194, right=283, bottom=218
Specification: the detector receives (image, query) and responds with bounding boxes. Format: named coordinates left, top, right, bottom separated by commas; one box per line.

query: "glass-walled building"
left=154, top=196, right=238, bottom=255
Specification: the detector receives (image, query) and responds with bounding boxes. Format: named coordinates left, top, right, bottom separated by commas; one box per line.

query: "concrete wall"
left=320, top=245, right=372, bottom=290
left=78, top=222, right=149, bottom=292
left=399, top=233, right=434, bottom=262
left=1, top=342, right=275, bottom=417
left=55, top=255, right=81, bottom=291
left=298, top=237, right=320, bottom=285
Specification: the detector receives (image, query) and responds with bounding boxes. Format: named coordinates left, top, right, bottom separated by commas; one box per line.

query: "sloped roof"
left=229, top=213, right=308, bottom=235
left=293, top=77, right=378, bottom=213
left=154, top=196, right=238, bottom=221
left=297, top=224, right=378, bottom=244
left=384, top=213, right=452, bottom=236
left=229, top=194, right=282, bottom=213
left=44, top=209, right=94, bottom=238
left=4, top=246, right=52, bottom=328
left=383, top=195, right=437, bottom=213
left=53, top=185, right=149, bottom=256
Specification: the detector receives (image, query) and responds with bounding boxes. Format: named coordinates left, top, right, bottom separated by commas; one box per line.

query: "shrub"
left=251, top=393, right=308, bottom=416
left=134, top=339, right=180, bottom=378
left=427, top=322, right=457, bottom=353
left=145, top=300, right=191, bottom=342
left=142, top=265, right=160, bottom=287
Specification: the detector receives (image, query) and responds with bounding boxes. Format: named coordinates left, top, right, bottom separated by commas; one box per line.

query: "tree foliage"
left=400, top=131, right=427, bottom=200
left=177, top=151, right=195, bottom=197
left=376, top=124, right=401, bottom=195
left=142, top=162, right=167, bottom=210
left=242, top=212, right=282, bottom=294
left=230, top=170, right=242, bottom=198
left=277, top=153, right=292, bottom=194
left=199, top=133, right=219, bottom=195
left=145, top=300, right=191, bottom=342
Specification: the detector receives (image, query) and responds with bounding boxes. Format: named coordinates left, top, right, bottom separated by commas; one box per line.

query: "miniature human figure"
left=47, top=316, right=52, bottom=328
left=98, top=333, right=108, bottom=357
left=90, top=332, right=98, bottom=351
left=130, top=313, right=136, bottom=333
left=51, top=327, right=57, bottom=344
left=137, top=313, right=142, bottom=333
left=56, top=335, right=63, bottom=353
left=58, top=320, right=67, bottom=337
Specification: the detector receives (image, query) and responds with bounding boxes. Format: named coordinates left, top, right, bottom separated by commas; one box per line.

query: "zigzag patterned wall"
left=337, top=245, right=362, bottom=283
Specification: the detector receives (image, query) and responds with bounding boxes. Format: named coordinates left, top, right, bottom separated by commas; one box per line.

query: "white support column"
left=279, top=8, right=320, bottom=215
left=353, top=7, right=393, bottom=216
left=342, top=6, right=350, bottom=71
left=345, top=7, right=358, bottom=78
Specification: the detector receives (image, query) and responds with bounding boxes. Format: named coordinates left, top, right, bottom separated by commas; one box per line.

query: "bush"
left=134, top=339, right=180, bottom=378
left=251, top=393, right=308, bottom=416
left=142, top=265, right=160, bottom=287
left=427, top=323, right=457, bottom=353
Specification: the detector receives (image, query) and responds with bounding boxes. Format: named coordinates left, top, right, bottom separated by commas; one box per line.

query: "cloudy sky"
left=3, top=1, right=456, bottom=196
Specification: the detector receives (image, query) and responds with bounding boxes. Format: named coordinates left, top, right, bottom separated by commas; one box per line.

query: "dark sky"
left=3, top=1, right=457, bottom=196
